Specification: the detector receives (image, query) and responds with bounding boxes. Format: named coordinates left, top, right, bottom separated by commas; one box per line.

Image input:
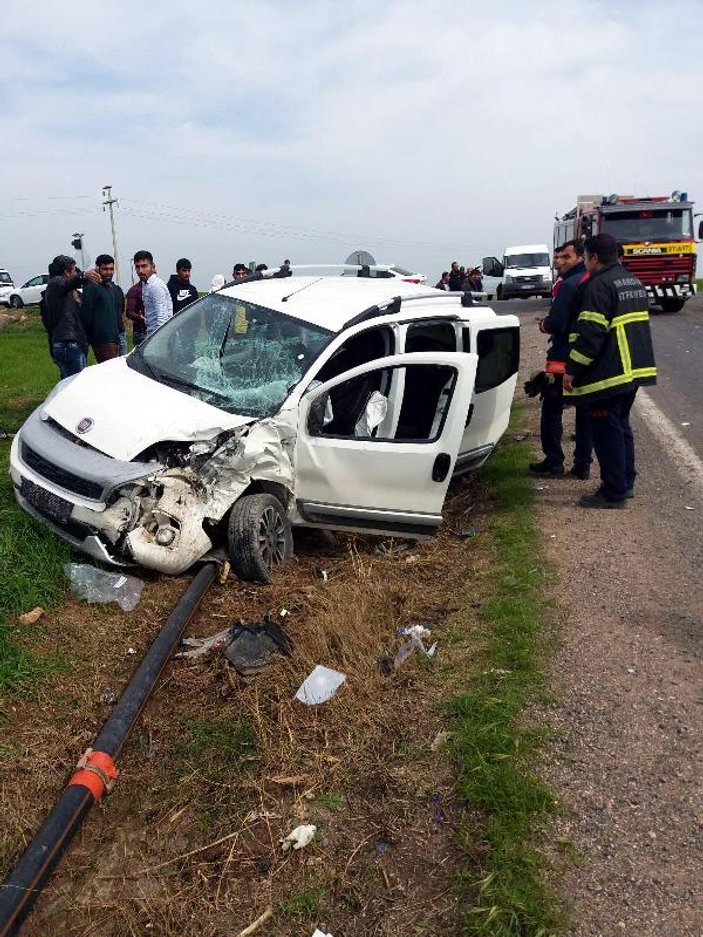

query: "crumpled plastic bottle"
left=63, top=563, right=144, bottom=612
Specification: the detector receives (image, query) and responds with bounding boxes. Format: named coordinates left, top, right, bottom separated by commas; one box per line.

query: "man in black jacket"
left=43, top=255, right=100, bottom=378
left=167, top=258, right=199, bottom=313
left=530, top=239, right=592, bottom=478
left=564, top=233, right=656, bottom=508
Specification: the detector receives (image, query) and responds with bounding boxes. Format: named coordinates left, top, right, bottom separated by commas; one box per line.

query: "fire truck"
left=554, top=191, right=701, bottom=313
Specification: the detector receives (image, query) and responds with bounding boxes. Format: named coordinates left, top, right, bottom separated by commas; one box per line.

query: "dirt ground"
left=520, top=320, right=703, bottom=937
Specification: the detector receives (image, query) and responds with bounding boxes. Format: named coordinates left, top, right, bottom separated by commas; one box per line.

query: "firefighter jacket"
left=565, top=262, right=656, bottom=402
left=540, top=261, right=587, bottom=373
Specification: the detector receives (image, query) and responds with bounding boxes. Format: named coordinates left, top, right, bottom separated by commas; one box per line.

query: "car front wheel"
left=8, top=295, right=23, bottom=309
left=227, top=493, right=293, bottom=583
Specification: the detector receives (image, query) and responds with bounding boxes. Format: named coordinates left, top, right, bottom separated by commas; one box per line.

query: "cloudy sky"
left=0, top=0, right=701, bottom=287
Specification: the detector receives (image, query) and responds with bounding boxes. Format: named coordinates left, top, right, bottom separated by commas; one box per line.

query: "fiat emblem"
left=76, top=417, right=94, bottom=434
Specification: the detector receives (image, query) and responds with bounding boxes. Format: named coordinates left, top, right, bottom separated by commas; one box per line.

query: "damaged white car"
left=10, top=269, right=520, bottom=581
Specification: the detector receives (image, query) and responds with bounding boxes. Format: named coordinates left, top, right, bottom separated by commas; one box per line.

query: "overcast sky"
left=0, top=0, right=701, bottom=287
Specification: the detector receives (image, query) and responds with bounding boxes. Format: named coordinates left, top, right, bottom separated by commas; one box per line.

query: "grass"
left=0, top=316, right=70, bottom=693
left=448, top=426, right=562, bottom=936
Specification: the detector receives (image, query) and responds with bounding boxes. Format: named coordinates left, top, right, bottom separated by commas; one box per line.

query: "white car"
left=10, top=269, right=519, bottom=580
left=2, top=273, right=50, bottom=308
left=341, top=263, right=426, bottom=284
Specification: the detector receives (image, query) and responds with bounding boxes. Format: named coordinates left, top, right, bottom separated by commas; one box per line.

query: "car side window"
left=308, top=363, right=457, bottom=443
left=405, top=320, right=456, bottom=353
left=27, top=276, right=42, bottom=287
left=468, top=326, right=520, bottom=393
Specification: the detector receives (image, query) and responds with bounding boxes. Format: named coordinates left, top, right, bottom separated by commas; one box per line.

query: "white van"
left=482, top=244, right=552, bottom=300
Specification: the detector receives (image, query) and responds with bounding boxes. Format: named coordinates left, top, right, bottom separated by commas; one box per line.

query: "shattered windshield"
left=130, top=293, right=333, bottom=417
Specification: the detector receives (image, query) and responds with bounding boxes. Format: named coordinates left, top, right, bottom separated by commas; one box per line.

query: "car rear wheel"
left=9, top=295, right=23, bottom=309
left=227, top=493, right=293, bottom=583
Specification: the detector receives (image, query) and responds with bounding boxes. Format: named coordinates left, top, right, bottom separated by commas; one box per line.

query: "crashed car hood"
left=45, top=357, right=251, bottom=461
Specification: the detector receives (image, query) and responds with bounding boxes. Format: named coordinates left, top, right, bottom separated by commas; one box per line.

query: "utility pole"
left=102, top=185, right=121, bottom=285
left=71, top=233, right=86, bottom=270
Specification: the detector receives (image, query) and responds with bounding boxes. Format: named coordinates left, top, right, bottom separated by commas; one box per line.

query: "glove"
left=523, top=370, right=552, bottom=398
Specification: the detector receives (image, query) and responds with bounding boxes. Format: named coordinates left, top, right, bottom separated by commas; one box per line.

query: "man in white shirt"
left=133, top=250, right=173, bottom=336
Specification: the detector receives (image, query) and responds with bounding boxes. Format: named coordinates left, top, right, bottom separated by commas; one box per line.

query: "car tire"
left=8, top=295, right=23, bottom=309
left=658, top=297, right=685, bottom=313
left=227, top=493, right=293, bottom=583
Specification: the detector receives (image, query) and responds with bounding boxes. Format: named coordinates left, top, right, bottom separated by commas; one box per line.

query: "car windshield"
left=0, top=272, right=12, bottom=285
left=129, top=293, right=333, bottom=417
left=505, top=253, right=550, bottom=268
left=601, top=209, right=693, bottom=242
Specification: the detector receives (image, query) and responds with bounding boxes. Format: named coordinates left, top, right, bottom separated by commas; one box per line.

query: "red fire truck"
left=554, top=191, right=700, bottom=312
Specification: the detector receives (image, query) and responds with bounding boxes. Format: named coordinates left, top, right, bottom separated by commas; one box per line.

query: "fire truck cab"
left=554, top=191, right=700, bottom=313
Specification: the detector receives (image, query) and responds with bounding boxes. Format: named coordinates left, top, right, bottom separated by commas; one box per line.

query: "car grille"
left=21, top=442, right=104, bottom=500
left=516, top=275, right=541, bottom=283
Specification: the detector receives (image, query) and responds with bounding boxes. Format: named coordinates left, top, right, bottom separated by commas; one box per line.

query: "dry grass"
left=1, top=471, right=508, bottom=937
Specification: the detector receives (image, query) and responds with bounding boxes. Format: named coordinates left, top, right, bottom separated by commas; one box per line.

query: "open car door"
left=295, top=351, right=478, bottom=537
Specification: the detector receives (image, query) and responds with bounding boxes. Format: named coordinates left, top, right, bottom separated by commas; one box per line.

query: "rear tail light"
left=402, top=277, right=422, bottom=283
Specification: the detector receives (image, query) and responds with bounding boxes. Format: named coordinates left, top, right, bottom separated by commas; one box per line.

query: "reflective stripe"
left=578, top=310, right=610, bottom=328
left=545, top=359, right=566, bottom=374
left=569, top=348, right=593, bottom=366
left=565, top=366, right=657, bottom=397
left=615, top=324, right=632, bottom=374
left=568, top=332, right=579, bottom=343
left=611, top=310, right=650, bottom=327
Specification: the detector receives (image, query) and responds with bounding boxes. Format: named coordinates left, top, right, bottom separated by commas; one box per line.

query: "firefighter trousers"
left=540, top=375, right=593, bottom=471
left=586, top=388, right=637, bottom=502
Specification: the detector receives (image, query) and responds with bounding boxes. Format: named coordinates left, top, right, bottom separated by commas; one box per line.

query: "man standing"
left=448, top=261, right=463, bottom=291
left=81, top=260, right=120, bottom=363
left=94, top=254, right=126, bottom=355
left=126, top=282, right=147, bottom=346
left=435, top=271, right=450, bottom=291
left=167, top=258, right=199, bottom=313
left=530, top=239, right=592, bottom=478
left=564, top=233, right=656, bottom=508
left=133, top=250, right=173, bottom=336
left=43, top=255, right=100, bottom=378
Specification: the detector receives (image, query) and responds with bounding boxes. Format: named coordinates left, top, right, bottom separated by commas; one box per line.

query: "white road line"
left=635, top=389, right=703, bottom=498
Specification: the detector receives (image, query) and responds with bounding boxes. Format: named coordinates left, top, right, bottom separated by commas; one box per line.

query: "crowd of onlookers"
left=38, top=252, right=291, bottom=380
left=435, top=261, right=483, bottom=293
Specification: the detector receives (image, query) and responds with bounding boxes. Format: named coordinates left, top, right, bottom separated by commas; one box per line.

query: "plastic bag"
left=64, top=563, right=144, bottom=611
left=295, top=665, right=346, bottom=705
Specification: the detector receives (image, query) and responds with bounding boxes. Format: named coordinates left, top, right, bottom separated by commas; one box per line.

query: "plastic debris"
left=685, top=506, right=694, bottom=511
left=681, top=422, right=690, bottom=427
left=64, top=563, right=143, bottom=611
left=376, top=841, right=390, bottom=854
left=281, top=823, right=316, bottom=852
left=511, top=432, right=528, bottom=441
left=179, top=615, right=293, bottom=676
left=533, top=484, right=549, bottom=491
left=126, top=647, right=137, bottom=656
left=393, top=624, right=438, bottom=668
left=295, top=665, right=346, bottom=705
left=459, top=526, right=478, bottom=538
left=314, top=568, right=330, bottom=581
left=311, top=930, right=334, bottom=937
left=18, top=606, right=44, bottom=625
left=280, top=608, right=290, bottom=618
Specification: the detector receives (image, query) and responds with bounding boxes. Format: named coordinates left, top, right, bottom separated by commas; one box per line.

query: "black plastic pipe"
left=0, top=562, right=218, bottom=937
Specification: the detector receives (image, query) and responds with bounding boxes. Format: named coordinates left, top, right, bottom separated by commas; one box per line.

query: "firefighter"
left=563, top=233, right=656, bottom=508
left=529, top=239, right=592, bottom=478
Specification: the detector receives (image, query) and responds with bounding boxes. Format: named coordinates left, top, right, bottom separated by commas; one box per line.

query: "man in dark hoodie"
left=529, top=238, right=592, bottom=478
left=167, top=258, right=199, bottom=313
left=43, top=255, right=100, bottom=378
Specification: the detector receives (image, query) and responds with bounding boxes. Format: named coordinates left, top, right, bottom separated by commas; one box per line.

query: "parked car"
left=2, top=273, right=50, bottom=308
left=10, top=270, right=519, bottom=581
left=341, top=263, right=427, bottom=284
left=482, top=244, right=552, bottom=300
left=0, top=269, right=15, bottom=306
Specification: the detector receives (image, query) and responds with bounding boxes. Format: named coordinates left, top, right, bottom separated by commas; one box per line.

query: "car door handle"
left=432, top=453, right=451, bottom=482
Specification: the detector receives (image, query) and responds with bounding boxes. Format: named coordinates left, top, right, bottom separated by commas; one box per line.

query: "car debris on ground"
left=178, top=614, right=293, bottom=675
left=63, top=563, right=144, bottom=611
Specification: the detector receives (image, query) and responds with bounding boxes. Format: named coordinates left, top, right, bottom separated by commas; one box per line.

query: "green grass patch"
left=0, top=318, right=70, bottom=693
left=174, top=717, right=259, bottom=767
left=448, top=425, right=563, bottom=936
left=280, top=887, right=325, bottom=918
left=314, top=790, right=344, bottom=811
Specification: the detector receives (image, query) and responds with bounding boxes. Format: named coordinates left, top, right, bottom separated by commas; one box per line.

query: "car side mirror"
left=698, top=219, right=703, bottom=241
left=481, top=257, right=504, bottom=278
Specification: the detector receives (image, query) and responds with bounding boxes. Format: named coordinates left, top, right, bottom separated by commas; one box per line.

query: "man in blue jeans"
left=43, top=255, right=100, bottom=379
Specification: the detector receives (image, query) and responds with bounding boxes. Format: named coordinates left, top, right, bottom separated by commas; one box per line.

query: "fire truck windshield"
left=602, top=209, right=693, bottom=242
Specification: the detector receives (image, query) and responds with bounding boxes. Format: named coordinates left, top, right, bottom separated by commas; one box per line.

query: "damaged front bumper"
left=10, top=407, right=296, bottom=575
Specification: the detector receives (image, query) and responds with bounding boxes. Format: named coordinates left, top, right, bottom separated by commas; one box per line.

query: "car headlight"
left=676, top=274, right=690, bottom=284
left=504, top=274, right=514, bottom=283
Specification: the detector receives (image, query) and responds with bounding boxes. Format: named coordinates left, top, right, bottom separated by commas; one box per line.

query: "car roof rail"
left=342, top=290, right=489, bottom=329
